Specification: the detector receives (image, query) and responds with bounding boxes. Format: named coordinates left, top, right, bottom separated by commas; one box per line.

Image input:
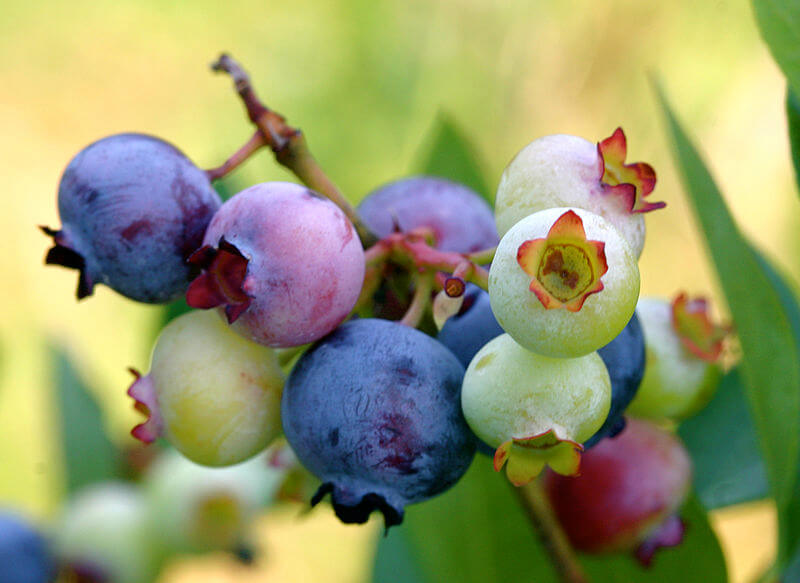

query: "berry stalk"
left=513, top=480, right=589, bottom=583
left=209, top=53, right=378, bottom=247
left=205, top=130, right=267, bottom=181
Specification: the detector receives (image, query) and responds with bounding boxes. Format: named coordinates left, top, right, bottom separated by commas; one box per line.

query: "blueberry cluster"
left=42, top=96, right=728, bottom=572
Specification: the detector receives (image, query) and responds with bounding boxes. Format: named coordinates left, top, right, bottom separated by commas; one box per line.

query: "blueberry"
left=358, top=176, right=498, bottom=254
left=43, top=133, right=221, bottom=303
left=282, top=318, right=476, bottom=528
left=0, top=511, right=55, bottom=583
left=585, top=311, right=646, bottom=449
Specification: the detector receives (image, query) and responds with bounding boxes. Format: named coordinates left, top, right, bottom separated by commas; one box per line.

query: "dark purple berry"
left=282, top=318, right=476, bottom=528
left=358, top=176, right=498, bottom=253
left=43, top=133, right=221, bottom=303
left=358, top=176, right=498, bottom=322
left=0, top=511, right=55, bottom=583
left=585, top=312, right=646, bottom=448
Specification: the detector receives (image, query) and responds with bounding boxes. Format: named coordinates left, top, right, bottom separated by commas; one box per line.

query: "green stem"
left=399, top=271, right=434, bottom=328
left=512, top=479, right=589, bottom=583
left=467, top=245, right=497, bottom=265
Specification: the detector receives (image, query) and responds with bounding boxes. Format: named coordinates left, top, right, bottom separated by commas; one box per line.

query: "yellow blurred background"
left=1, top=0, right=795, bottom=581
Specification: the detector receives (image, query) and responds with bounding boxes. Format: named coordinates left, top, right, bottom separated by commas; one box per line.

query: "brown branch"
left=512, top=480, right=589, bottom=583
left=210, top=53, right=378, bottom=247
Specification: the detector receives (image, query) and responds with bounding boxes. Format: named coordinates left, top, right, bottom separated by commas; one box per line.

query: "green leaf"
left=51, top=343, right=121, bottom=495
left=655, top=85, right=800, bottom=562
left=756, top=251, right=800, bottom=561
left=753, top=0, right=800, bottom=97
left=679, top=369, right=768, bottom=509
left=787, top=89, right=800, bottom=192
left=581, top=496, right=727, bottom=583
left=372, top=456, right=556, bottom=583
left=415, top=112, right=493, bottom=202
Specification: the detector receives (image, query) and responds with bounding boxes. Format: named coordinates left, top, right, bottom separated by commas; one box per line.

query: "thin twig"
left=210, top=53, right=378, bottom=247
left=205, top=131, right=266, bottom=181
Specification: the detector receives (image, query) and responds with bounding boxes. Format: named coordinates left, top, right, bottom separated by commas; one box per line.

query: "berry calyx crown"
left=186, top=238, right=252, bottom=323
left=597, top=127, right=665, bottom=214
left=517, top=210, right=608, bottom=312
left=671, top=292, right=729, bottom=362
left=493, top=429, right=583, bottom=486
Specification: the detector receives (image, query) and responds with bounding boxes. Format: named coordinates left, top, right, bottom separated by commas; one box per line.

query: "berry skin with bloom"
left=494, top=128, right=663, bottom=258
left=128, top=309, right=284, bottom=467
left=186, top=182, right=365, bottom=347
left=489, top=207, right=640, bottom=358
left=43, top=133, right=221, bottom=303
left=627, top=294, right=727, bottom=420
left=0, top=512, right=55, bottom=583
left=544, top=418, right=692, bottom=566
left=461, top=333, right=611, bottom=485
left=282, top=318, right=476, bottom=528
left=357, top=176, right=499, bottom=253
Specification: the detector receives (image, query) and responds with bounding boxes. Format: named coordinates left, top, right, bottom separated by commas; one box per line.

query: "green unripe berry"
left=144, top=449, right=284, bottom=555
left=53, top=483, right=161, bottom=583
left=128, top=310, right=285, bottom=466
left=461, top=333, right=611, bottom=484
left=489, top=207, right=639, bottom=358
left=628, top=297, right=723, bottom=420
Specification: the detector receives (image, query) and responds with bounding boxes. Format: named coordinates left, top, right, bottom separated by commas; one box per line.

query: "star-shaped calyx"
left=597, top=127, right=665, bottom=214
left=671, top=292, right=729, bottom=362
left=493, top=429, right=583, bottom=486
left=517, top=210, right=608, bottom=312
left=185, top=238, right=252, bottom=323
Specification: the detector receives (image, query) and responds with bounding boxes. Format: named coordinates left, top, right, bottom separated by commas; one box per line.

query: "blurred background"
left=0, top=0, right=794, bottom=581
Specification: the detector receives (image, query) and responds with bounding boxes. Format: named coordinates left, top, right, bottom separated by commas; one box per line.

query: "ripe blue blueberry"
left=0, top=511, right=55, bottom=583
left=282, top=318, right=476, bottom=528
left=43, top=133, right=221, bottom=303
left=584, top=312, right=646, bottom=448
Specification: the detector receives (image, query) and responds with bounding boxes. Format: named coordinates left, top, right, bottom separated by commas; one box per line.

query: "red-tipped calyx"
left=186, top=238, right=251, bottom=323
left=671, top=292, right=729, bottom=362
left=597, top=127, right=664, bottom=214
left=493, top=429, right=583, bottom=486
left=40, top=226, right=95, bottom=299
left=634, top=514, right=686, bottom=567
left=517, top=210, right=608, bottom=312
left=127, top=368, right=163, bottom=444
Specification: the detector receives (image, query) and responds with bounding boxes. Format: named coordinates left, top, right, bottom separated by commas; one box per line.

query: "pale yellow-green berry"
left=461, top=334, right=610, bottom=482
left=628, top=298, right=722, bottom=420
left=144, top=449, right=284, bottom=555
left=150, top=310, right=285, bottom=466
left=53, top=483, right=162, bottom=583
left=489, top=207, right=639, bottom=358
